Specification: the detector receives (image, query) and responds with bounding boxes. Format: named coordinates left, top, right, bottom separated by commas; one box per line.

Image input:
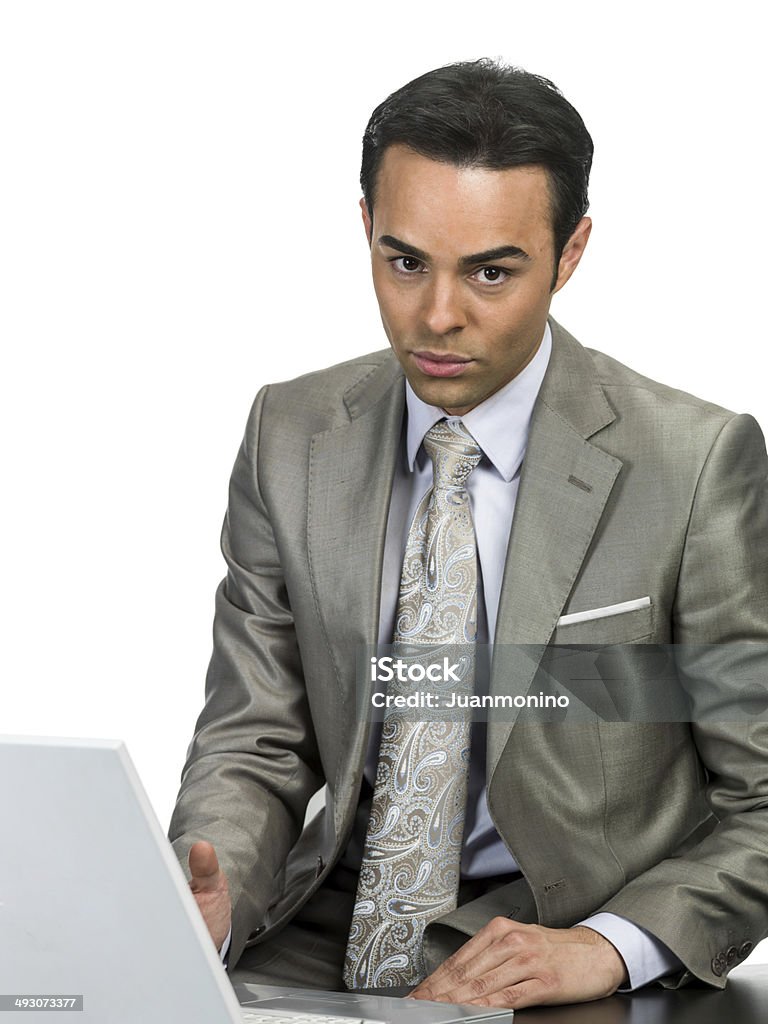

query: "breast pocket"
left=550, top=598, right=654, bottom=648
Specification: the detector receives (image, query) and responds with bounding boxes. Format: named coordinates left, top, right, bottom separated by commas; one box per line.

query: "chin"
left=414, top=383, right=465, bottom=411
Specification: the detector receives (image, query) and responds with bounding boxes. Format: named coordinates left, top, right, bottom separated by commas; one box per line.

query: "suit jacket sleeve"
left=168, top=385, right=323, bottom=967
left=598, top=412, right=768, bottom=987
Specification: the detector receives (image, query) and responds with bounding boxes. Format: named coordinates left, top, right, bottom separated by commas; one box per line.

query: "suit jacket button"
left=739, top=942, right=753, bottom=958
left=711, top=957, right=723, bottom=977
left=726, top=946, right=738, bottom=964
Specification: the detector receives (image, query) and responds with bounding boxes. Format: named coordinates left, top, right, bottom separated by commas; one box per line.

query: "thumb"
left=188, top=840, right=224, bottom=891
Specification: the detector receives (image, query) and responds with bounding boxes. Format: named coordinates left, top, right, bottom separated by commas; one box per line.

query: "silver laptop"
left=0, top=737, right=513, bottom=1023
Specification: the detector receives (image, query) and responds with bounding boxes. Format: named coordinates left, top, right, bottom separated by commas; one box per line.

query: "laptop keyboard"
left=240, top=1011, right=365, bottom=1024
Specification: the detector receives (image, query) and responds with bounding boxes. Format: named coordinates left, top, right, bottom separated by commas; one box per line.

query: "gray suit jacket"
left=169, top=319, right=768, bottom=988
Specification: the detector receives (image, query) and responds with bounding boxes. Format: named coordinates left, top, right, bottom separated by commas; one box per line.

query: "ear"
left=360, top=197, right=373, bottom=246
left=552, top=216, right=592, bottom=294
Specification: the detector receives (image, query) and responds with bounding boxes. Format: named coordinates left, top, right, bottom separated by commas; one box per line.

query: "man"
left=169, top=60, right=768, bottom=1010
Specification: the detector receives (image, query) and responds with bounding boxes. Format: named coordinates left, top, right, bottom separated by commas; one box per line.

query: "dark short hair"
left=360, top=59, right=594, bottom=266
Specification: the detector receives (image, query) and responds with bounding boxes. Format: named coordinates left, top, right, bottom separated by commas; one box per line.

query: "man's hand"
left=188, top=840, right=232, bottom=952
left=410, top=920, right=628, bottom=1009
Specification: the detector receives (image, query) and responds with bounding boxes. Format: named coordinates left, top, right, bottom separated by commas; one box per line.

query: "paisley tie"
left=343, top=418, right=483, bottom=989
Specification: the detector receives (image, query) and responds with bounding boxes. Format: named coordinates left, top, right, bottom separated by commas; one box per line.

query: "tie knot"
left=423, top=419, right=483, bottom=490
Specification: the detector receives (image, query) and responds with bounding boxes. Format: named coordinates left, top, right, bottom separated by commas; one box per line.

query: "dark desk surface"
left=514, top=965, right=768, bottom=1023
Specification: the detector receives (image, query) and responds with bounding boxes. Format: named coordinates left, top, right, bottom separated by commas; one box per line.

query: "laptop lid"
left=0, top=736, right=243, bottom=1023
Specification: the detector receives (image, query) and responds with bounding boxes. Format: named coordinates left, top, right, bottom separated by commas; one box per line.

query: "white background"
left=2, top=1, right=766, bottom=966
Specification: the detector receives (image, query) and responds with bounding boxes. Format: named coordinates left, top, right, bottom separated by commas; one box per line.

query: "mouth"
left=411, top=350, right=474, bottom=378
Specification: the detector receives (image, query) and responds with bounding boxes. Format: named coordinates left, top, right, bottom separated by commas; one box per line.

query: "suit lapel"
left=487, top=321, right=623, bottom=776
left=306, top=355, right=404, bottom=825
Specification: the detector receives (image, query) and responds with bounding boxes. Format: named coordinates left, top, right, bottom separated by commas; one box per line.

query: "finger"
left=469, top=978, right=549, bottom=1010
left=410, top=924, right=500, bottom=998
left=188, top=840, right=222, bottom=891
left=422, top=932, right=538, bottom=1003
left=434, top=956, right=550, bottom=1006
left=411, top=919, right=523, bottom=999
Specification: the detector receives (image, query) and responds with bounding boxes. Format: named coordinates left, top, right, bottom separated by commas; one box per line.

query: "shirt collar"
left=405, top=322, right=552, bottom=482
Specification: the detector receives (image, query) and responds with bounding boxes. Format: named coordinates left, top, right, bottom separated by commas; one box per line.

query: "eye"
left=471, top=266, right=510, bottom=286
left=390, top=256, right=425, bottom=275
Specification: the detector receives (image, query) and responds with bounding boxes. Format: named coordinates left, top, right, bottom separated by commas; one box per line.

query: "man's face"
left=362, top=145, right=590, bottom=415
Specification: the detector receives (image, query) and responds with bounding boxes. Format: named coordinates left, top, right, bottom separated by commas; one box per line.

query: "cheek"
left=374, top=282, right=416, bottom=335
left=487, top=285, right=550, bottom=332
left=478, top=306, right=542, bottom=363
left=371, top=269, right=395, bottom=311
left=372, top=291, right=405, bottom=347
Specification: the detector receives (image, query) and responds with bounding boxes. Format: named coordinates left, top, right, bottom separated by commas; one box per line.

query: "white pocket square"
left=557, top=596, right=651, bottom=626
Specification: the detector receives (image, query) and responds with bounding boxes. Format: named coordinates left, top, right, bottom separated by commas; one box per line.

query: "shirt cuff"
left=577, top=912, right=683, bottom=990
left=219, top=926, right=232, bottom=966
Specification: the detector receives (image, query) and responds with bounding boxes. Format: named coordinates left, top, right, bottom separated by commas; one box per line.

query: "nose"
left=422, top=276, right=468, bottom=335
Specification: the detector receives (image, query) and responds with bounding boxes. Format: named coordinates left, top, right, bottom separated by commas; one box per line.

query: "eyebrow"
left=377, top=234, right=531, bottom=266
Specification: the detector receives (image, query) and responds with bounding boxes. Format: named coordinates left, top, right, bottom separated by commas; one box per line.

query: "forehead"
left=373, top=144, right=554, bottom=256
